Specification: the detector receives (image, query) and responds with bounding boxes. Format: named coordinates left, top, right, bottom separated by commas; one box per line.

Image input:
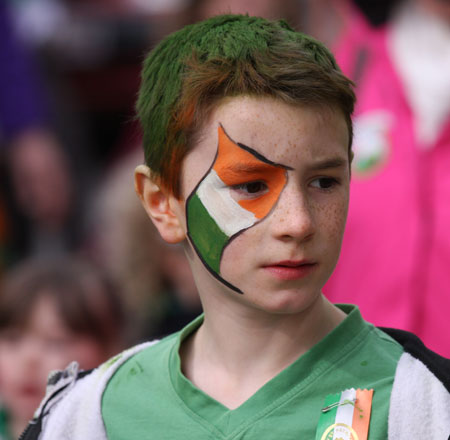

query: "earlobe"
left=134, top=165, right=186, bottom=244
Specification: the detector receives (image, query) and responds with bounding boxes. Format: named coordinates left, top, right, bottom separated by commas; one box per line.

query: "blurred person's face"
left=0, top=294, right=105, bottom=424
left=9, top=130, right=73, bottom=228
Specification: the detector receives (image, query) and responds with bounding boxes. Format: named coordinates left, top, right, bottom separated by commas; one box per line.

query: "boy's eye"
left=310, top=177, right=338, bottom=190
left=230, top=181, right=268, bottom=198
left=0, top=329, right=23, bottom=345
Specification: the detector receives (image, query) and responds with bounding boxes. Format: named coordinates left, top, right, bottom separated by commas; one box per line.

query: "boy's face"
left=170, top=96, right=350, bottom=314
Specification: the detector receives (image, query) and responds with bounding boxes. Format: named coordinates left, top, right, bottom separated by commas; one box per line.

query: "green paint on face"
left=187, top=192, right=228, bottom=274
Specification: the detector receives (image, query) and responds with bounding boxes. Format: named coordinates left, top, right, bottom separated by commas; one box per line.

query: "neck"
left=180, top=293, right=345, bottom=409
left=10, top=413, right=28, bottom=440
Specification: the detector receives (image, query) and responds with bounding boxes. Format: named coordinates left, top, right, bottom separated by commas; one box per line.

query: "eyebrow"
left=221, top=162, right=275, bottom=175
left=309, top=157, right=348, bottom=171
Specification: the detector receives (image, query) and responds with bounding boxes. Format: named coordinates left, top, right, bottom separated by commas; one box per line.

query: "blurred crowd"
left=1, top=0, right=449, bottom=437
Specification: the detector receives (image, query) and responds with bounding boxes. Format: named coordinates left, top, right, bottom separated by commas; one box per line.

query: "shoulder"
left=104, top=332, right=178, bottom=390
left=378, top=328, right=450, bottom=439
left=20, top=341, right=159, bottom=440
left=380, top=327, right=450, bottom=391
left=101, top=332, right=179, bottom=428
left=366, top=324, right=404, bottom=361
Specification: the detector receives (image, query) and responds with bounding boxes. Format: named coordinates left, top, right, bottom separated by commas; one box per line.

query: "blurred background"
left=1, top=0, right=450, bottom=436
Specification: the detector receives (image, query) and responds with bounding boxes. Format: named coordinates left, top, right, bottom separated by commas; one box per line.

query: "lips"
left=19, top=383, right=43, bottom=400
left=262, top=260, right=317, bottom=280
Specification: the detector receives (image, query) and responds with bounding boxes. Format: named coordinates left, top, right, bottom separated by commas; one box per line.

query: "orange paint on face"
left=214, top=126, right=287, bottom=219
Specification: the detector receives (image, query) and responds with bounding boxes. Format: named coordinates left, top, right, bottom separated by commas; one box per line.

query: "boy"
left=22, top=14, right=449, bottom=440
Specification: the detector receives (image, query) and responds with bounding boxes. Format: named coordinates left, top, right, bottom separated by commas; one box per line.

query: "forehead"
left=181, top=96, right=349, bottom=195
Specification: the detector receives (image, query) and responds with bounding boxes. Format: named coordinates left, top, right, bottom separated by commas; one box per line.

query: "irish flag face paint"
left=186, top=125, right=291, bottom=293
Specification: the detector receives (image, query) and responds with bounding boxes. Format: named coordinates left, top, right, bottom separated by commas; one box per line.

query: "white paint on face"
left=196, top=169, right=257, bottom=237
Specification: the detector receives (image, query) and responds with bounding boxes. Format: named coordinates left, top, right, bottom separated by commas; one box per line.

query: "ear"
left=135, top=165, right=185, bottom=244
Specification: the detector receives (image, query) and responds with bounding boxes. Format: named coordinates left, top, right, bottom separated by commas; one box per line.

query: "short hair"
left=0, top=257, right=125, bottom=353
left=137, top=14, right=355, bottom=198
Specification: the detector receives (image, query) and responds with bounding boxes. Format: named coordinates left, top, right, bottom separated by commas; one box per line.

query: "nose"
left=268, top=182, right=315, bottom=242
left=19, top=336, right=43, bottom=368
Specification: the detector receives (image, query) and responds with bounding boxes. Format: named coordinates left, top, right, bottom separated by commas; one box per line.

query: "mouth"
left=262, top=260, right=317, bottom=280
left=19, top=384, right=43, bottom=400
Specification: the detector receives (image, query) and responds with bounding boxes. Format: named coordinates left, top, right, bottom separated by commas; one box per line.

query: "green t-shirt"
left=102, top=305, right=403, bottom=439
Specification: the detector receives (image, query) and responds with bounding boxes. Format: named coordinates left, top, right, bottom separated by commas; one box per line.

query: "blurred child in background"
left=0, top=257, right=125, bottom=439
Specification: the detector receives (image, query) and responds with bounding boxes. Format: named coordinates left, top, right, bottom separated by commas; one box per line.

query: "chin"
left=11, top=399, right=40, bottom=421
left=245, top=288, right=321, bottom=315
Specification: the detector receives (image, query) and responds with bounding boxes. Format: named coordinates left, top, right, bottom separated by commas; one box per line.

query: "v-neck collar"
left=168, top=305, right=370, bottom=437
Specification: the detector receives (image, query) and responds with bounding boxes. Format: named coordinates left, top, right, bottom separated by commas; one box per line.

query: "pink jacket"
left=325, top=9, right=450, bottom=357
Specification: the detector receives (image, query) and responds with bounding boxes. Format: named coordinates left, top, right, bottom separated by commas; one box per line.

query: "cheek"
left=0, top=341, right=26, bottom=381
left=34, top=350, right=70, bottom=379
left=219, top=226, right=255, bottom=277
left=0, top=346, right=15, bottom=386
left=317, top=195, right=349, bottom=246
left=66, top=338, right=106, bottom=370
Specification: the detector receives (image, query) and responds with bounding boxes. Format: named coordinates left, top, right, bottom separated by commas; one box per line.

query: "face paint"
left=186, top=125, right=291, bottom=293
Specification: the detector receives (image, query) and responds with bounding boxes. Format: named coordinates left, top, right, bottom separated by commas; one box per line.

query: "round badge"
left=320, top=422, right=359, bottom=440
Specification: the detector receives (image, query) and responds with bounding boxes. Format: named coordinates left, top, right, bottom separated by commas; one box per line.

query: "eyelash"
left=230, top=181, right=268, bottom=197
left=229, top=177, right=339, bottom=199
left=310, top=177, right=340, bottom=190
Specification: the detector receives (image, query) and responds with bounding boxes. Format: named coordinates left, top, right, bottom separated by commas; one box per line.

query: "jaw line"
left=186, top=235, right=244, bottom=294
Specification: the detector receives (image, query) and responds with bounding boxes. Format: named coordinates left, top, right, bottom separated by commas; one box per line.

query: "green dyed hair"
left=137, top=14, right=355, bottom=198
